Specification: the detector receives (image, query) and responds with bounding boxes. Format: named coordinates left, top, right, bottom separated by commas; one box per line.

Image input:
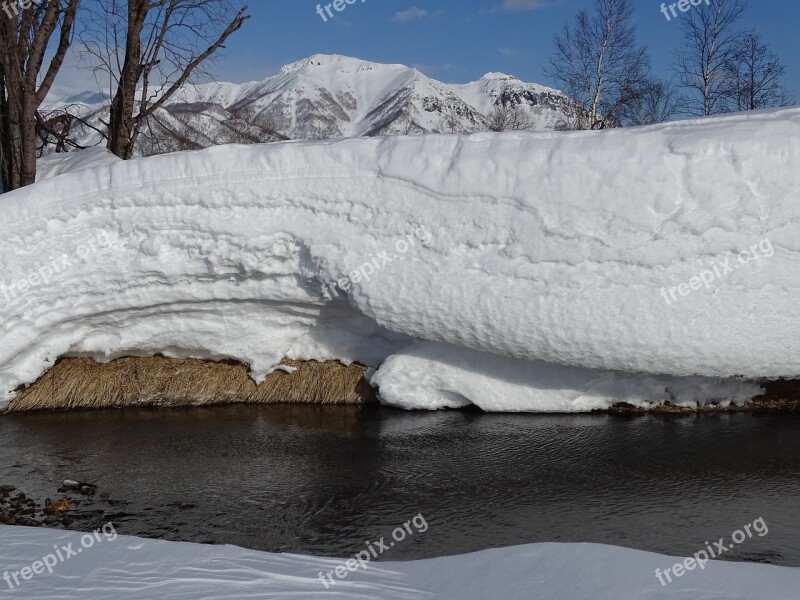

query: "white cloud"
left=500, top=0, right=551, bottom=11
left=393, top=7, right=429, bottom=23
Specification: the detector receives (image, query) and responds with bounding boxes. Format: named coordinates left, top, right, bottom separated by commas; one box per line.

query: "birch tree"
left=674, top=0, right=748, bottom=116
left=544, top=0, right=650, bottom=130
left=726, top=31, right=791, bottom=111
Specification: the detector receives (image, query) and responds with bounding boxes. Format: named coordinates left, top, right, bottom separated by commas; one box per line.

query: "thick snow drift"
left=1, top=108, right=799, bottom=410
left=373, top=342, right=762, bottom=412
left=35, top=148, right=121, bottom=182
left=0, top=526, right=797, bottom=599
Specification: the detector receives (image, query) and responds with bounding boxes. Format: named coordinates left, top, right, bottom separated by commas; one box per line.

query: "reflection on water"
left=1, top=406, right=799, bottom=565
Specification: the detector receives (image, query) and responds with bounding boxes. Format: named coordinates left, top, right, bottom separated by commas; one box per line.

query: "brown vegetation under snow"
left=7, top=356, right=376, bottom=412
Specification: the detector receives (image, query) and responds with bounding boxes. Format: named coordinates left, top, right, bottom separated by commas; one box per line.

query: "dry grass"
left=8, top=356, right=376, bottom=412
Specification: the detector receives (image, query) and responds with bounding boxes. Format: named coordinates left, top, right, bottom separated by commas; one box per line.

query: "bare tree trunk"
left=0, top=0, right=79, bottom=191
left=90, top=0, right=249, bottom=159
left=107, top=0, right=147, bottom=160
left=0, top=63, right=25, bottom=190
left=0, top=71, right=14, bottom=191
left=19, top=101, right=37, bottom=186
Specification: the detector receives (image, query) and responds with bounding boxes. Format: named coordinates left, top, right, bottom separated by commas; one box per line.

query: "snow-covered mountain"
left=46, top=54, right=580, bottom=155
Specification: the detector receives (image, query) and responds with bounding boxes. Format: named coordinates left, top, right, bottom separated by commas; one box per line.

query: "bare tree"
left=223, top=112, right=289, bottom=144
left=298, top=117, right=338, bottom=140
left=440, top=111, right=461, bottom=134
left=674, top=0, right=748, bottom=116
left=486, top=101, right=534, bottom=132
left=0, top=0, right=79, bottom=191
left=544, top=0, right=650, bottom=130
left=393, top=117, right=421, bottom=135
left=725, top=31, right=792, bottom=111
left=243, top=110, right=289, bottom=142
left=138, top=111, right=207, bottom=156
left=80, top=0, right=250, bottom=159
left=36, top=109, right=90, bottom=154
left=619, top=80, right=679, bottom=126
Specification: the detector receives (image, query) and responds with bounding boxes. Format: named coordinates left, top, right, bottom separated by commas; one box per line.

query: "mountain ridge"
left=46, top=54, right=580, bottom=155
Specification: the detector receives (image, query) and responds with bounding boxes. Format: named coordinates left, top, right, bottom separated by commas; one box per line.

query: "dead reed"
left=7, top=356, right=376, bottom=412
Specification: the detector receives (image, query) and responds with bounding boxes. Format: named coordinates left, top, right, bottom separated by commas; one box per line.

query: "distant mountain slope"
left=45, top=54, right=580, bottom=155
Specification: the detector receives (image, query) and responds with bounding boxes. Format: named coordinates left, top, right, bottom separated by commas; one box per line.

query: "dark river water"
left=1, top=406, right=799, bottom=565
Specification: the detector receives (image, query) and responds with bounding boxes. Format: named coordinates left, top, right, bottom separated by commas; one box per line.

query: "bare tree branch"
left=79, top=0, right=250, bottom=159
left=673, top=0, right=748, bottom=116
left=544, top=0, right=650, bottom=130
left=724, top=30, right=793, bottom=111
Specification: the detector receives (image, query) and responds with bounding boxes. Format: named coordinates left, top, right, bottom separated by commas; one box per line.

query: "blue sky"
left=215, top=0, right=799, bottom=95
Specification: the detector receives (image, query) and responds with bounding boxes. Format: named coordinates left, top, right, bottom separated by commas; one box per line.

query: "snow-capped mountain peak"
left=44, top=54, right=580, bottom=154
left=481, top=72, right=519, bottom=81
left=280, top=53, right=390, bottom=75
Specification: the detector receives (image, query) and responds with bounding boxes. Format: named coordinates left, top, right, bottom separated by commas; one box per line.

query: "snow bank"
left=0, top=526, right=797, bottom=599
left=373, top=342, right=762, bottom=412
left=1, top=108, right=799, bottom=410
left=35, top=148, right=121, bottom=182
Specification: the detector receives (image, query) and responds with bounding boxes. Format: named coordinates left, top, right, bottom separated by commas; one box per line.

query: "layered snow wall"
left=1, top=108, right=799, bottom=411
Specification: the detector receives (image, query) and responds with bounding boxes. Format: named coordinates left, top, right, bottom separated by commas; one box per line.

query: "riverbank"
left=0, top=481, right=116, bottom=530
left=1, top=525, right=798, bottom=599
left=3, top=111, right=800, bottom=414
left=604, top=380, right=800, bottom=415
left=5, top=355, right=800, bottom=414
left=7, top=356, right=375, bottom=412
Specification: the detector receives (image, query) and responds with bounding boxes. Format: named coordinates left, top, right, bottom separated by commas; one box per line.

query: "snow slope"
left=1, top=108, right=799, bottom=411
left=35, top=148, right=121, bottom=182
left=450, top=71, right=575, bottom=130
left=1, top=526, right=798, bottom=599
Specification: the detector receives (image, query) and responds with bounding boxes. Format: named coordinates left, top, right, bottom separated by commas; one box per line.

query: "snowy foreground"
left=1, top=526, right=798, bottom=599
left=2, top=108, right=800, bottom=411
